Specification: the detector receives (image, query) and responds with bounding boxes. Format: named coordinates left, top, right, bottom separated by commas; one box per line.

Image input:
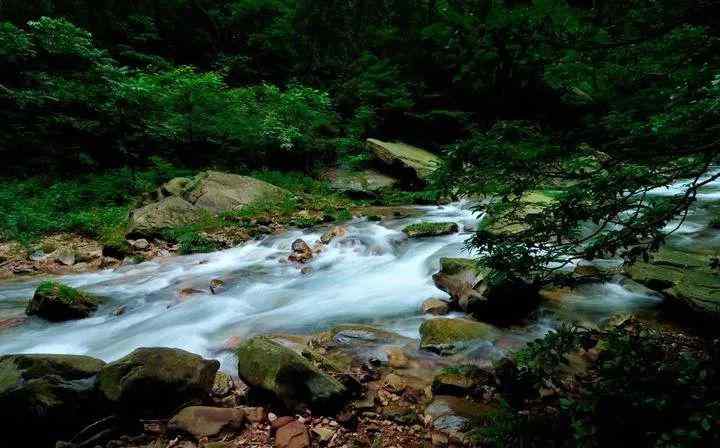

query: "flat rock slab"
left=169, top=406, right=245, bottom=438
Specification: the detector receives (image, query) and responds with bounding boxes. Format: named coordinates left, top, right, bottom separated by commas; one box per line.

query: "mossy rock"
left=367, top=138, right=440, bottom=181
left=438, top=257, right=484, bottom=276
left=25, top=281, right=100, bottom=322
left=483, top=191, right=556, bottom=237
left=235, top=336, right=348, bottom=413
left=666, top=270, right=720, bottom=320
left=97, top=347, right=219, bottom=417
left=323, top=168, right=398, bottom=197
left=624, top=262, right=685, bottom=291
left=650, top=247, right=713, bottom=270
left=403, top=222, right=459, bottom=238
left=432, top=365, right=493, bottom=396
left=419, top=318, right=497, bottom=355
left=0, top=354, right=106, bottom=447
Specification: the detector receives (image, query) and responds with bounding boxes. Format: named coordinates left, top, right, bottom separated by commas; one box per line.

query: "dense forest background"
left=1, top=0, right=719, bottom=259
left=2, top=0, right=715, bottom=172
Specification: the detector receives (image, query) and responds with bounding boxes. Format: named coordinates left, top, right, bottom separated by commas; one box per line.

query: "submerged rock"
left=419, top=318, right=496, bottom=355
left=235, top=336, right=348, bottom=412
left=367, top=138, right=440, bottom=182
left=97, top=347, right=219, bottom=417
left=25, top=281, right=99, bottom=321
left=0, top=354, right=106, bottom=447
left=402, top=222, right=459, bottom=238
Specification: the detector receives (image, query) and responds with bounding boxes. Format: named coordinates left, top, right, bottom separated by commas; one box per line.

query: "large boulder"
left=419, top=318, right=497, bottom=355
left=235, top=336, right=348, bottom=412
left=97, top=347, right=219, bottom=417
left=127, top=171, right=288, bottom=237
left=127, top=196, right=205, bottom=237
left=432, top=258, right=538, bottom=319
left=25, top=281, right=99, bottom=321
left=0, top=354, right=106, bottom=447
left=367, top=138, right=440, bottom=183
left=185, top=171, right=287, bottom=214
left=322, top=168, right=398, bottom=197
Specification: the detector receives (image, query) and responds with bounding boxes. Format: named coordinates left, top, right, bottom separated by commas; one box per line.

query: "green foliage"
left=481, top=323, right=720, bottom=447
left=161, top=225, right=220, bottom=255
left=0, top=161, right=186, bottom=244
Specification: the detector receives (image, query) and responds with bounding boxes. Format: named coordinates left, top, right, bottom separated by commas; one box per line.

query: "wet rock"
left=384, top=346, right=409, bottom=369
left=0, top=354, right=106, bottom=447
left=402, top=222, right=459, bottom=238
left=168, top=406, right=245, bottom=438
left=419, top=318, right=496, bottom=355
left=289, top=239, right=313, bottom=264
left=432, top=365, right=493, bottom=396
left=422, top=298, right=451, bottom=315
left=275, top=420, right=310, bottom=448
left=0, top=316, right=26, bottom=331
left=320, top=226, right=347, bottom=244
left=432, top=257, right=538, bottom=320
left=209, top=279, right=225, bottom=294
left=97, top=347, right=219, bottom=417
left=300, top=266, right=313, bottom=275
left=112, top=305, right=126, bottom=316
left=25, top=281, right=99, bottom=322
left=235, top=336, right=348, bottom=412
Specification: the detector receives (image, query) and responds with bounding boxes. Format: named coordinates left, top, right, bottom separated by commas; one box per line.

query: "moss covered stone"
left=235, top=336, right=347, bottom=412
left=97, top=347, right=219, bottom=417
left=625, top=246, right=720, bottom=322
left=666, top=270, right=720, bottom=319
left=419, top=318, right=497, bottom=355
left=483, top=191, right=556, bottom=237
left=367, top=138, right=440, bottom=181
left=0, top=354, right=106, bottom=447
left=432, top=365, right=493, bottom=396
left=26, top=281, right=100, bottom=321
left=403, top=221, right=459, bottom=238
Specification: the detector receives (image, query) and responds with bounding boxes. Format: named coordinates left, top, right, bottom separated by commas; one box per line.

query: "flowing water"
left=1, top=172, right=718, bottom=372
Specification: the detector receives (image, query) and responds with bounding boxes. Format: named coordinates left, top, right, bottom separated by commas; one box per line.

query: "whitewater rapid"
left=1, top=191, right=703, bottom=370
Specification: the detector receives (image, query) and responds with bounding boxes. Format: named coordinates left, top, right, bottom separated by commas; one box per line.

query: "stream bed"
left=0, top=199, right=675, bottom=372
